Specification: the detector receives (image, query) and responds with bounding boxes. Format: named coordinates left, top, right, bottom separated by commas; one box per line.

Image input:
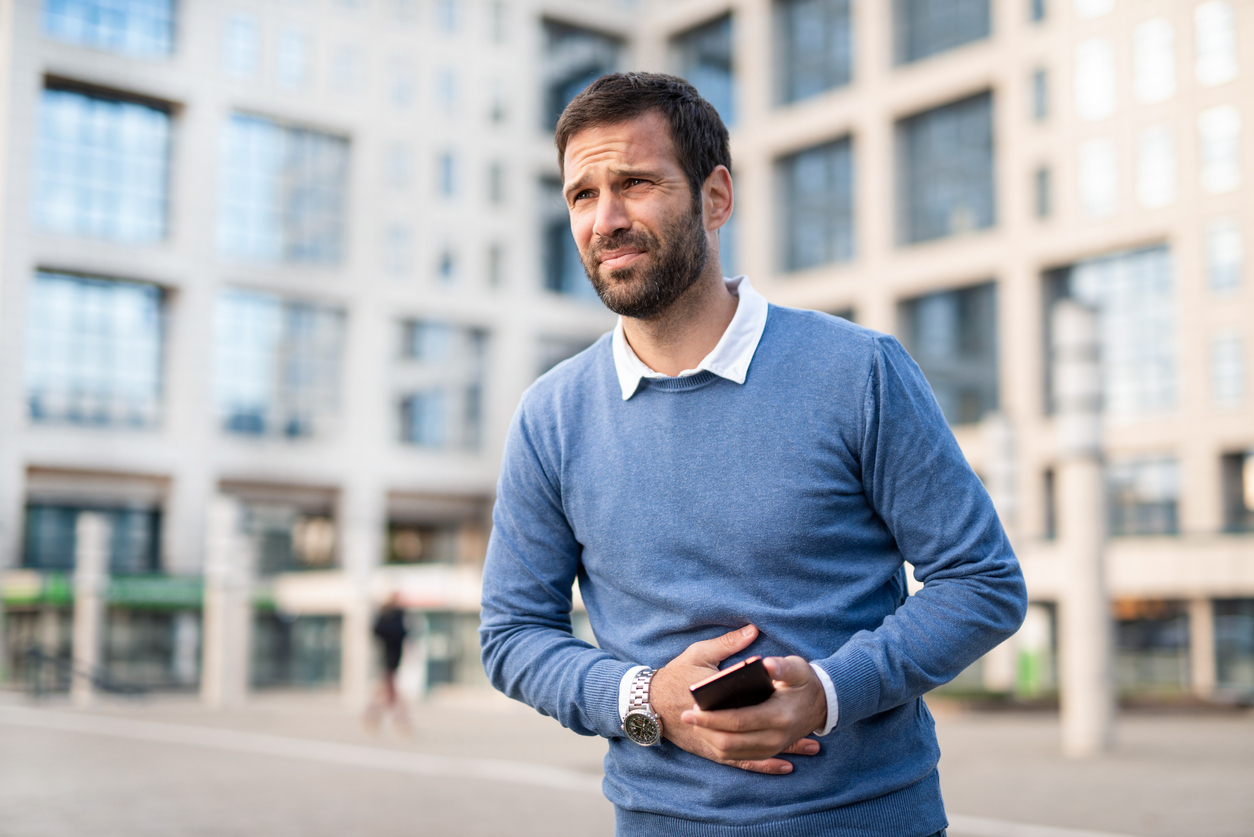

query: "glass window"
left=437, top=248, right=457, bottom=282
left=1211, top=331, right=1245, bottom=408
left=44, top=0, right=174, bottom=57
left=1076, top=138, right=1118, bottom=218
left=779, top=138, right=854, bottom=271
left=1031, top=68, right=1049, bottom=121
left=389, top=0, right=418, bottom=24
left=720, top=210, right=739, bottom=277
left=384, top=141, right=414, bottom=191
left=1199, top=105, right=1242, bottom=195
left=25, top=272, right=163, bottom=428
left=435, top=0, right=460, bottom=34
left=389, top=54, right=417, bottom=109
left=1220, top=454, right=1254, bottom=532
left=1136, top=125, right=1176, bottom=209
left=1195, top=1, right=1238, bottom=88
left=435, top=67, right=458, bottom=116
left=487, top=243, right=504, bottom=288
left=222, top=12, right=259, bottom=79
left=252, top=613, right=342, bottom=688
left=276, top=28, right=309, bottom=90
left=1072, top=0, right=1112, bottom=19
left=1133, top=19, right=1175, bottom=105
left=437, top=151, right=458, bottom=198
left=776, top=0, right=852, bottom=105
left=388, top=523, right=460, bottom=564
left=1034, top=165, right=1051, bottom=218
left=1108, top=458, right=1179, bottom=536
left=23, top=503, right=161, bottom=574
left=1206, top=217, right=1243, bottom=293
left=489, top=1, right=508, bottom=44
left=1215, top=598, right=1254, bottom=688
left=1073, top=38, right=1116, bottom=122
left=537, top=336, right=595, bottom=377
left=1046, top=245, right=1175, bottom=417
left=1114, top=599, right=1187, bottom=691
left=217, top=114, right=349, bottom=264
left=330, top=44, right=367, bottom=96
left=488, top=79, right=508, bottom=124
left=244, top=502, right=337, bottom=575
left=36, top=88, right=170, bottom=244
left=898, top=282, right=999, bottom=425
left=541, top=178, right=597, bottom=299
left=897, top=92, right=995, bottom=244
left=543, top=23, right=621, bottom=129
left=894, top=0, right=989, bottom=65
left=383, top=225, right=413, bottom=276
left=673, top=15, right=735, bottom=127
left=398, top=321, right=487, bottom=450
left=488, top=161, right=504, bottom=205
left=214, top=289, right=345, bottom=439
left=1030, top=0, right=1047, bottom=22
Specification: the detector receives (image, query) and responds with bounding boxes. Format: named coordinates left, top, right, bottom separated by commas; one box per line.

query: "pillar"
left=201, top=496, right=253, bottom=708
left=339, top=484, right=386, bottom=711
left=980, top=412, right=1019, bottom=693
left=1053, top=300, right=1114, bottom=758
left=1189, top=597, right=1217, bottom=699
left=71, top=512, right=109, bottom=707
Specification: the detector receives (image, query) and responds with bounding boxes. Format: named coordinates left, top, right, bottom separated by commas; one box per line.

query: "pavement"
left=0, top=689, right=1250, bottom=837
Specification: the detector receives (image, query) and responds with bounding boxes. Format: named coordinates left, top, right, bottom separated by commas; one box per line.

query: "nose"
left=591, top=190, right=632, bottom=240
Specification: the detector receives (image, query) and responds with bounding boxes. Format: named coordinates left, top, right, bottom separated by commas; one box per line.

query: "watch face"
left=624, top=711, right=661, bottom=746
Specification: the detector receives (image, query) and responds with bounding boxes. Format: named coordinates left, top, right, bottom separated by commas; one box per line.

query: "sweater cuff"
left=822, top=646, right=881, bottom=728
left=585, top=658, right=638, bottom=738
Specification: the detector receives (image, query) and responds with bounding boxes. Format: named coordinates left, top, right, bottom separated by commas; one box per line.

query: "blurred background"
left=0, top=0, right=1250, bottom=834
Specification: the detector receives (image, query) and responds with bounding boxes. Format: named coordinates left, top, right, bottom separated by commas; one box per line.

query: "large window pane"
left=1108, top=457, right=1179, bottom=536
left=894, top=0, right=989, bottom=65
left=23, top=503, right=161, bottom=574
left=25, top=272, right=163, bottom=427
left=899, top=281, right=998, bottom=425
left=397, top=321, right=486, bottom=450
left=543, top=23, right=621, bottom=129
left=541, top=178, right=597, bottom=299
left=779, top=138, right=854, bottom=271
left=776, top=0, right=852, bottom=104
left=673, top=15, right=735, bottom=127
left=897, top=92, right=995, bottom=244
left=1215, top=598, right=1254, bottom=688
left=1220, top=451, right=1254, bottom=532
left=214, top=289, right=345, bottom=439
left=217, top=114, right=349, bottom=264
left=36, top=88, right=170, bottom=243
left=44, top=0, right=174, bottom=57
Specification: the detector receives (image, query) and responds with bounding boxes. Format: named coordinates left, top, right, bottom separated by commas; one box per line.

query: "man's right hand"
left=649, top=624, right=821, bottom=775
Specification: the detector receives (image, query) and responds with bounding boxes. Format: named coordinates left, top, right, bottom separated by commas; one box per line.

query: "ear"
left=702, top=166, right=734, bottom=232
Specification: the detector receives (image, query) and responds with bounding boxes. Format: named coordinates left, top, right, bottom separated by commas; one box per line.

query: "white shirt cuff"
left=809, top=662, right=839, bottom=736
left=618, top=665, right=650, bottom=722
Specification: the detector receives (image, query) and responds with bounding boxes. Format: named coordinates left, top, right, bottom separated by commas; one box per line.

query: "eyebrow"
left=563, top=168, right=664, bottom=204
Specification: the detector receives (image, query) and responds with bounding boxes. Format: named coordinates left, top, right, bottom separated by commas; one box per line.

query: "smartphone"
left=689, top=655, right=775, bottom=711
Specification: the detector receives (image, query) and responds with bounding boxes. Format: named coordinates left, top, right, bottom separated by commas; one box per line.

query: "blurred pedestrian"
left=364, top=593, right=410, bottom=733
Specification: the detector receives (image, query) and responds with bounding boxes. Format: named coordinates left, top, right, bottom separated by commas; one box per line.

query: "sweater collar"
left=611, top=275, right=768, bottom=401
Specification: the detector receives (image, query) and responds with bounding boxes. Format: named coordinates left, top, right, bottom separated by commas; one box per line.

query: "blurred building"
left=1, top=0, right=1252, bottom=704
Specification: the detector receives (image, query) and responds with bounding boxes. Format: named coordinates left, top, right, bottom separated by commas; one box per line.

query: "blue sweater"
left=480, top=307, right=1027, bottom=837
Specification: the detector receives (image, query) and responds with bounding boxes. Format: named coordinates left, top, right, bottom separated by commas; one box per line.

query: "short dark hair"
left=554, top=72, right=731, bottom=205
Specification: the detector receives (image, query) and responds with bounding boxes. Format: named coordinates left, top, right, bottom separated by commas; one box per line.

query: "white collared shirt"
left=611, top=276, right=840, bottom=737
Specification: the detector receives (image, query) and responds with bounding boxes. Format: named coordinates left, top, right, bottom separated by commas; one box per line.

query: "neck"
left=621, top=267, right=737, bottom=377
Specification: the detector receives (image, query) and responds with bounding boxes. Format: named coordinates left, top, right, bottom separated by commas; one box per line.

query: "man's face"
left=562, top=112, right=709, bottom=320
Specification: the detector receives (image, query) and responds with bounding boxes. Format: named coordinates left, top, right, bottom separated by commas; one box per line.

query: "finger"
left=780, top=738, right=821, bottom=756
left=727, top=757, right=795, bottom=775
left=762, top=655, right=815, bottom=687
left=682, top=703, right=781, bottom=733
left=678, top=625, right=758, bottom=667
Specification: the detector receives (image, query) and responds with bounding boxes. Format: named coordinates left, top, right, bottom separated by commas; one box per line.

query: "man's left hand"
left=679, top=656, right=828, bottom=761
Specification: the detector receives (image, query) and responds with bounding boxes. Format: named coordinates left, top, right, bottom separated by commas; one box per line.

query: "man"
left=480, top=72, right=1026, bottom=837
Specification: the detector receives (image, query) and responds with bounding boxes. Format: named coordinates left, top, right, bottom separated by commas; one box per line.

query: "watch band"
left=627, top=668, right=655, bottom=713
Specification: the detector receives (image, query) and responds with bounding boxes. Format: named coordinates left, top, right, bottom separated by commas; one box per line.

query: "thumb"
left=680, top=625, right=758, bottom=667
left=763, top=655, right=814, bottom=688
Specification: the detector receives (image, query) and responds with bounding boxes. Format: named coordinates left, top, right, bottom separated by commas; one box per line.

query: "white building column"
left=1188, top=597, right=1217, bottom=699
left=339, top=484, right=386, bottom=711
left=71, top=512, right=109, bottom=707
left=201, top=496, right=253, bottom=708
left=981, top=412, right=1019, bottom=693
left=1053, top=300, right=1114, bottom=758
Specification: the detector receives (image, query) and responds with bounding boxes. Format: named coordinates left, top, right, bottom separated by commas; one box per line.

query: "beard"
left=580, top=203, right=709, bottom=320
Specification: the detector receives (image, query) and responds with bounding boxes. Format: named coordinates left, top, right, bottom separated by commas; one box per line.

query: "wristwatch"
left=621, top=668, right=663, bottom=746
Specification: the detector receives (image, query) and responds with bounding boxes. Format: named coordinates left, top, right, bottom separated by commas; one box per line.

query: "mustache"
left=588, top=228, right=658, bottom=263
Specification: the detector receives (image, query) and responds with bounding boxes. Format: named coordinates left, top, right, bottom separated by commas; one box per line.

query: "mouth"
left=597, top=249, right=646, bottom=271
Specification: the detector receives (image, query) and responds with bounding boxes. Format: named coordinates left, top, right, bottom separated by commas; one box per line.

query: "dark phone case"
left=689, top=656, right=775, bottom=711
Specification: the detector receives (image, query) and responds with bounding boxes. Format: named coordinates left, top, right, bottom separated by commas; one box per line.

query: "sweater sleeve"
left=815, top=335, right=1028, bottom=729
left=478, top=401, right=634, bottom=738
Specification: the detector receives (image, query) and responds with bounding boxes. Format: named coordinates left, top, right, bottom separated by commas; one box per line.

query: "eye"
left=571, top=189, right=593, bottom=204
left=626, top=178, right=647, bottom=187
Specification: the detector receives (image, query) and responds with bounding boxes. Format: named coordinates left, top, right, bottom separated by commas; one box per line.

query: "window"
left=719, top=210, right=739, bottom=277
left=1133, top=19, right=1175, bottom=104
left=1031, top=68, right=1049, bottom=121
left=1211, top=332, right=1245, bottom=408
left=1114, top=599, right=1187, bottom=691
left=776, top=0, right=852, bottom=104
left=214, top=289, right=345, bottom=439
left=544, top=22, right=621, bottom=129
left=1042, top=468, right=1057, bottom=539
left=388, top=523, right=460, bottom=564
left=1108, top=458, right=1179, bottom=536
left=217, top=114, right=349, bottom=264
left=435, top=67, right=458, bottom=116
left=437, top=151, right=458, bottom=198
left=673, top=15, right=735, bottom=127
left=488, top=161, right=504, bottom=205
left=25, top=272, right=163, bottom=427
left=1034, top=165, right=1051, bottom=218
left=1073, top=38, right=1116, bottom=122
left=899, top=283, right=998, bottom=425
left=1199, top=105, right=1242, bottom=194
left=241, top=500, right=337, bottom=576
left=383, top=225, right=413, bottom=277
left=1046, top=246, right=1175, bottom=417
left=1072, top=0, right=1112, bottom=19
left=1030, top=0, right=1047, bottom=23
left=1221, top=454, right=1254, bottom=532
left=488, top=79, right=508, bottom=124
left=398, top=321, right=486, bottom=450
left=435, top=0, right=460, bottom=34
left=542, top=178, right=597, bottom=299
left=489, top=1, right=508, bottom=44
left=1195, top=1, right=1238, bottom=88
left=1206, top=218, right=1243, bottom=293
left=437, top=248, right=457, bottom=282
left=897, top=92, right=995, bottom=244
left=1215, top=598, right=1254, bottom=687
left=894, top=0, right=989, bottom=65
left=487, top=243, right=504, bottom=287
left=330, top=45, right=367, bottom=95
left=252, top=613, right=341, bottom=687
left=1076, top=138, right=1118, bottom=218
left=44, top=0, right=174, bottom=57
left=23, top=504, right=161, bottom=574
left=276, top=28, right=309, bottom=90
left=222, top=13, right=259, bottom=78
left=388, top=55, right=417, bottom=109
left=779, top=138, right=854, bottom=270
left=36, top=88, right=170, bottom=243
left=389, top=0, right=419, bottom=24
left=1136, top=125, right=1176, bottom=209
left=384, top=142, right=413, bottom=190
left=537, top=336, right=595, bottom=377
